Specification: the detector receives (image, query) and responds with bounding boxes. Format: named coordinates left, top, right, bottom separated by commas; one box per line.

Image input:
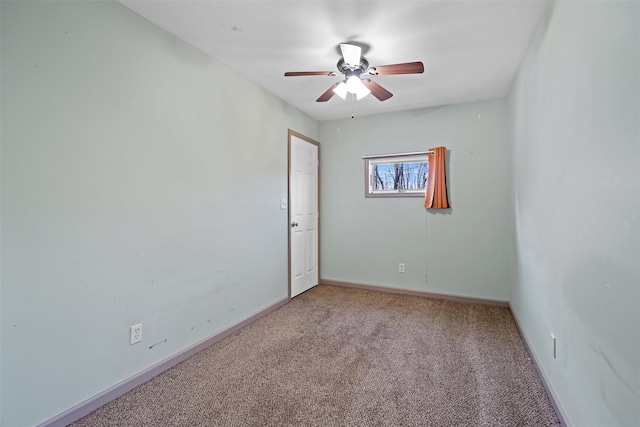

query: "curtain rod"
left=362, top=150, right=434, bottom=159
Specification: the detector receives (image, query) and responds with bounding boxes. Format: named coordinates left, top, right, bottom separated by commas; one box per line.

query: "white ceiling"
left=118, top=0, right=545, bottom=121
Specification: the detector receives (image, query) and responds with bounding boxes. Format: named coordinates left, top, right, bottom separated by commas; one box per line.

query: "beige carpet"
left=71, top=285, right=560, bottom=426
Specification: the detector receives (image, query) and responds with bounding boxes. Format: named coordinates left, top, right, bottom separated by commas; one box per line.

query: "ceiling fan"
left=284, top=43, right=424, bottom=102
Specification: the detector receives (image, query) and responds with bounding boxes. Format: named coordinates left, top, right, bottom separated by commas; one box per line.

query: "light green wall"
left=319, top=99, right=510, bottom=301
left=508, top=1, right=639, bottom=425
left=0, top=1, right=318, bottom=426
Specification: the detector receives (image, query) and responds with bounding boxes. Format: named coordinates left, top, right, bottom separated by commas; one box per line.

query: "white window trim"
left=364, top=152, right=429, bottom=198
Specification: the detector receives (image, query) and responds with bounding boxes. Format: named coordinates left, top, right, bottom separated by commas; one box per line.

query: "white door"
left=289, top=132, right=319, bottom=297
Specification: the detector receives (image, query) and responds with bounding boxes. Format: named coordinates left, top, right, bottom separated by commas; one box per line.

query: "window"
left=364, top=153, right=428, bottom=198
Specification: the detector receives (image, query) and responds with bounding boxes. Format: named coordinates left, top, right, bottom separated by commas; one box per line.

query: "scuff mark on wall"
left=149, top=339, right=167, bottom=350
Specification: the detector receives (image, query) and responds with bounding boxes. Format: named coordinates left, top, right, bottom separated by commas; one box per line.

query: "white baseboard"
left=320, top=279, right=509, bottom=307
left=509, top=308, right=569, bottom=426
left=37, top=297, right=289, bottom=427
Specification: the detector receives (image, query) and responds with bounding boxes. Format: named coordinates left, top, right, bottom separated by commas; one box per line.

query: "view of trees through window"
left=372, top=161, right=428, bottom=192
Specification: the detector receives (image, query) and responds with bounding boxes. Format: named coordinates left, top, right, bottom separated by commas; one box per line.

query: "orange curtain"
left=424, top=146, right=449, bottom=209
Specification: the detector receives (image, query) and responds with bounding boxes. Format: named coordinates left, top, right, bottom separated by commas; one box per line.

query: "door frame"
left=287, top=129, right=321, bottom=298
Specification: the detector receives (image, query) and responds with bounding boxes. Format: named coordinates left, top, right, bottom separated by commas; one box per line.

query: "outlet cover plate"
left=130, top=323, right=142, bottom=345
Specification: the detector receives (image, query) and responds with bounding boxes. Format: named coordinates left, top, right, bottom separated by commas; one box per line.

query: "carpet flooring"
left=71, top=285, right=560, bottom=426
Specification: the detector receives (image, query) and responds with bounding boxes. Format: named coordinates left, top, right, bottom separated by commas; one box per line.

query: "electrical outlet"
left=399, top=263, right=405, bottom=273
left=551, top=333, right=556, bottom=359
left=130, top=323, right=142, bottom=345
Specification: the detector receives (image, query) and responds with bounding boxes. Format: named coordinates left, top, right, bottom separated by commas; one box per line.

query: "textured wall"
left=319, top=99, right=511, bottom=301
left=508, top=1, right=640, bottom=425
left=0, top=1, right=318, bottom=425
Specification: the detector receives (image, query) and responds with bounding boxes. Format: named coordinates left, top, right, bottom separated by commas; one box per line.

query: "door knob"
left=291, top=222, right=299, bottom=228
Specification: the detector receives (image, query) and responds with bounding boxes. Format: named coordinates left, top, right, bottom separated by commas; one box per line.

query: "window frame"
left=364, top=152, right=429, bottom=198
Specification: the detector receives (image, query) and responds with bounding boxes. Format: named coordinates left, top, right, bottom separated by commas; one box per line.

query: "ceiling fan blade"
left=340, top=43, right=362, bottom=67
left=369, top=61, right=424, bottom=76
left=316, top=82, right=341, bottom=102
left=284, top=71, right=335, bottom=77
left=362, top=79, right=393, bottom=101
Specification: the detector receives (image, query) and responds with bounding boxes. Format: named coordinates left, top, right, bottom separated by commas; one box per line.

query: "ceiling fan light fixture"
left=333, top=81, right=348, bottom=99
left=345, top=76, right=370, bottom=99
left=345, top=75, right=362, bottom=92
left=356, top=85, right=371, bottom=100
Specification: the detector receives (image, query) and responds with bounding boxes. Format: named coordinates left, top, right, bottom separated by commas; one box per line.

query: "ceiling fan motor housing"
left=337, top=57, right=369, bottom=78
